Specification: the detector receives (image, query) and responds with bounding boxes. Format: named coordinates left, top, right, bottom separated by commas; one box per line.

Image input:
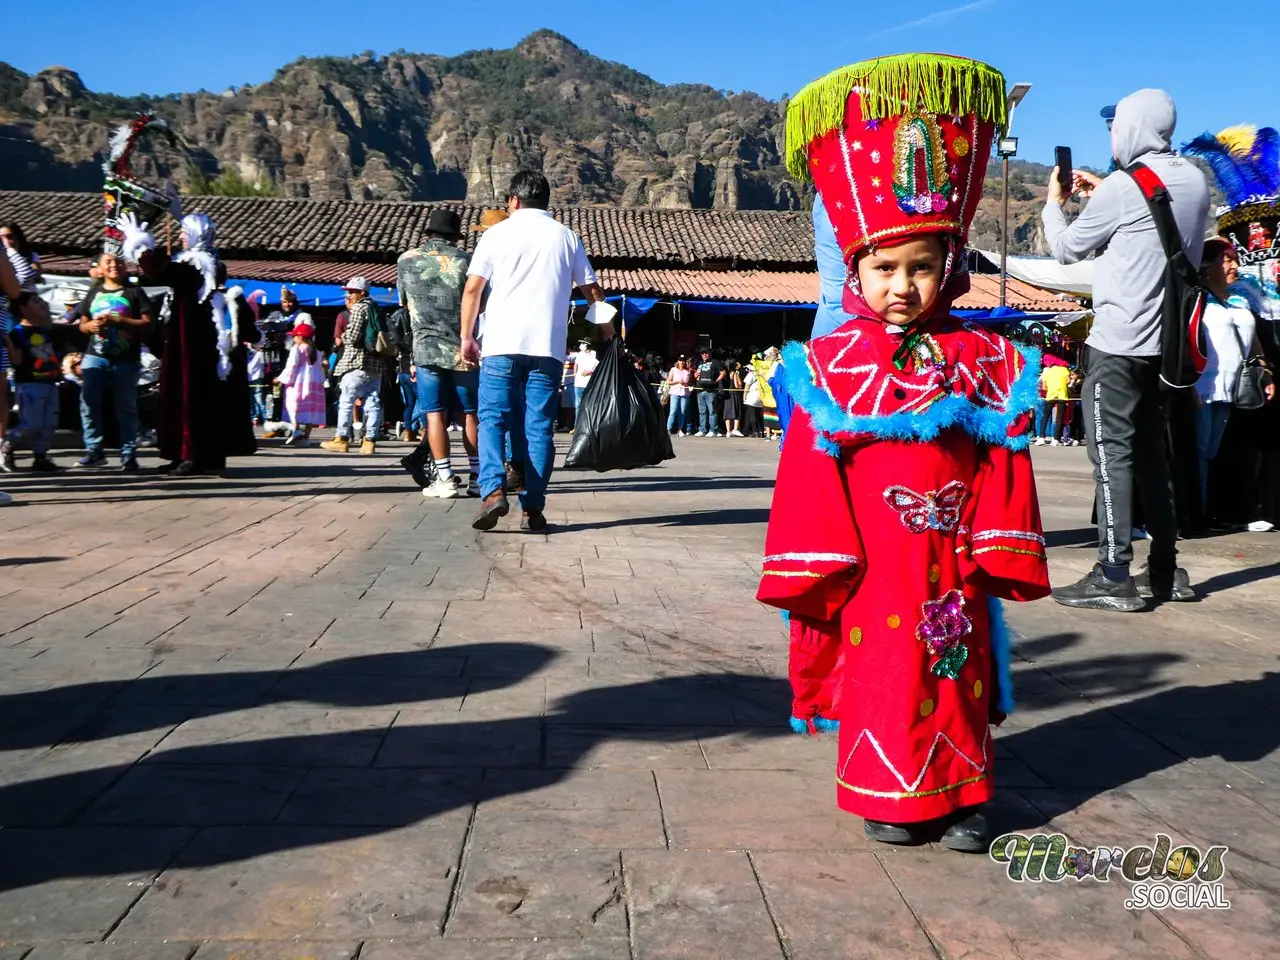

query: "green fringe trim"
left=785, top=53, right=1008, bottom=181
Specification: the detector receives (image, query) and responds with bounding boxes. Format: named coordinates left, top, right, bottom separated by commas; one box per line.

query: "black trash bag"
left=565, top=337, right=675, bottom=472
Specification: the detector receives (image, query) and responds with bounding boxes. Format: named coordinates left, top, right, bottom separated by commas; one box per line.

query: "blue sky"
left=3, top=0, right=1273, bottom=169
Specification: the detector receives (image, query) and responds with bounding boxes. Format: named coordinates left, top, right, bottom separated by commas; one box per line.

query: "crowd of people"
left=0, top=166, right=811, bottom=524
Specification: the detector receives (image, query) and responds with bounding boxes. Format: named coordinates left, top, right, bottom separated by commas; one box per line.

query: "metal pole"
left=1000, top=154, right=1009, bottom=309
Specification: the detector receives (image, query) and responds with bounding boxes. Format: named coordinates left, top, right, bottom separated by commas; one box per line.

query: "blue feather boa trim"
left=779, top=337, right=1042, bottom=454
left=987, top=596, right=1015, bottom=715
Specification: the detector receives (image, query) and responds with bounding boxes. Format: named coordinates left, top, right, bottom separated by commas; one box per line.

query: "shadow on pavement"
left=0, top=644, right=556, bottom=751
left=1195, top=561, right=1280, bottom=596
left=995, top=670, right=1280, bottom=835
left=566, top=508, right=771, bottom=531
left=553, top=476, right=777, bottom=495
left=2, top=632, right=1274, bottom=892
left=1043, top=527, right=1098, bottom=549
left=0, top=651, right=791, bottom=892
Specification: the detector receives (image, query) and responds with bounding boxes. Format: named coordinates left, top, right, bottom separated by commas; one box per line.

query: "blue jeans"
left=249, top=383, right=269, bottom=424
left=336, top=370, right=383, bottom=440
left=398, top=373, right=421, bottom=431
left=667, top=394, right=689, bottom=432
left=479, top=355, right=562, bottom=512
left=1034, top=400, right=1050, bottom=438
left=697, top=390, right=719, bottom=434
left=574, top=385, right=586, bottom=409
left=1195, top=400, right=1232, bottom=511
left=79, top=355, right=139, bottom=458
left=14, top=381, right=59, bottom=456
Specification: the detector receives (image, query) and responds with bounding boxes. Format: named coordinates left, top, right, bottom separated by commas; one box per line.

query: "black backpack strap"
left=1125, top=162, right=1185, bottom=264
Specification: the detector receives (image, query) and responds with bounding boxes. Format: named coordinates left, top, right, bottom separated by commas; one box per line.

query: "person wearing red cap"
left=275, top=321, right=326, bottom=446
left=757, top=54, right=1050, bottom=852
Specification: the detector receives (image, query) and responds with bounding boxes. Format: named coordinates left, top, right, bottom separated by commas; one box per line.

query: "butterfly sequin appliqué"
left=882, top=480, right=968, bottom=534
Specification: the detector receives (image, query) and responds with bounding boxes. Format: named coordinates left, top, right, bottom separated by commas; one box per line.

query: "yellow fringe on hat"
left=1215, top=125, right=1257, bottom=157
left=785, top=53, right=1008, bottom=182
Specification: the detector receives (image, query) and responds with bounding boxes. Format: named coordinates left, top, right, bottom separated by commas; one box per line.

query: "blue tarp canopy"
left=676, top=299, right=814, bottom=315
left=228, top=279, right=399, bottom=308
left=953, top=306, right=1029, bottom=323
left=569, top=295, right=660, bottom=325
left=226, top=277, right=1047, bottom=329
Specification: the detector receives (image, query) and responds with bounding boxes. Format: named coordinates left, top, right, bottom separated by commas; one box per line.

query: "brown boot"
left=505, top=461, right=526, bottom=494
left=319, top=437, right=350, bottom=453
left=399, top=430, right=412, bottom=442
left=472, top=491, right=510, bottom=531
left=360, top=439, right=377, bottom=455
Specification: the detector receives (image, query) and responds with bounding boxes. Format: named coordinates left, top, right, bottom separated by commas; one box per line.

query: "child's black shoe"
left=940, top=807, right=989, bottom=853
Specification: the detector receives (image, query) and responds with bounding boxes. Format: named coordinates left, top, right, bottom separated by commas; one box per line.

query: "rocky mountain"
left=0, top=31, right=1057, bottom=251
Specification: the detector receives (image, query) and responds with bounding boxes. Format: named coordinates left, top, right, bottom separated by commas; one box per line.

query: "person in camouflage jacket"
left=395, top=209, right=480, bottom=498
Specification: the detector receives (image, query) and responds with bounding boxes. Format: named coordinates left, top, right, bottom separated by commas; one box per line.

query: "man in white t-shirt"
left=461, top=170, right=612, bottom=532
left=572, top=341, right=598, bottom=409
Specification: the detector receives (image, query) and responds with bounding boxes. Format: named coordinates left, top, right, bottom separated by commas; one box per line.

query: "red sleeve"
left=958, top=445, right=1051, bottom=602
left=756, top=409, right=864, bottom=620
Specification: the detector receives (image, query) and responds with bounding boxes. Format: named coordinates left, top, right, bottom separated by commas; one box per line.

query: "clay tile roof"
left=957, top=275, right=1073, bottom=313
left=12, top=191, right=1074, bottom=312
left=0, top=191, right=814, bottom=267
left=597, top=269, right=820, bottom=305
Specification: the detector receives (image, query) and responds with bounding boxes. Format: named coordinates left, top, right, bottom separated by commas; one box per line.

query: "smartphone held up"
left=1054, top=146, right=1073, bottom=194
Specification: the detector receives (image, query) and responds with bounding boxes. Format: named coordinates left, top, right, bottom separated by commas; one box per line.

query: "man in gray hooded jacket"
left=1042, top=89, right=1209, bottom=611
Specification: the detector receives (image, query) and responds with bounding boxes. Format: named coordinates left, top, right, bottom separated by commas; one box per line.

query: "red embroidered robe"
left=758, top=318, right=1051, bottom=823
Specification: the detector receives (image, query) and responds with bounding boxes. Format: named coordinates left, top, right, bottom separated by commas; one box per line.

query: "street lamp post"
left=999, top=83, right=1032, bottom=309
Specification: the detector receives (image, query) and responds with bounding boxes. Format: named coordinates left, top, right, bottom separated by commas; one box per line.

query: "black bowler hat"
left=426, top=208, right=463, bottom=239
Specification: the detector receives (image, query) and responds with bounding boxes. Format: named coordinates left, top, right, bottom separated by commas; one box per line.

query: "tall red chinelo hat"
left=786, top=54, right=1007, bottom=262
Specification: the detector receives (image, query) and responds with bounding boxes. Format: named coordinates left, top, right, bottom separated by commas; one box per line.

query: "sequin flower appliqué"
left=916, top=589, right=971, bottom=680
left=883, top=480, right=967, bottom=534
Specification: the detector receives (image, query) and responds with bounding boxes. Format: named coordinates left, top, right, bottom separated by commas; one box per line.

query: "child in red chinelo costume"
left=757, top=54, right=1051, bottom=852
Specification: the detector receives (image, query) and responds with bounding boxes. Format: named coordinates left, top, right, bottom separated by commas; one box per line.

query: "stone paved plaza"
left=0, top=436, right=1276, bottom=959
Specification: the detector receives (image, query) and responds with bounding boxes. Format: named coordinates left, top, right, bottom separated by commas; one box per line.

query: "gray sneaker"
left=1051, top=564, right=1145, bottom=612
left=1134, top=566, right=1195, bottom=602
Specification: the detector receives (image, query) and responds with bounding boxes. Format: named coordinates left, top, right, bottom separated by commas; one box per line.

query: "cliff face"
left=0, top=32, right=1053, bottom=251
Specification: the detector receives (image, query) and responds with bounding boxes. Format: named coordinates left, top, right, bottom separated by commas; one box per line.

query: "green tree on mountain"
left=185, top=163, right=280, bottom=197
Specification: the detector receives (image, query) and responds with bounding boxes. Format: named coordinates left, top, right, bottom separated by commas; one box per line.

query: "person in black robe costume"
left=122, top=212, right=255, bottom=475
left=216, top=266, right=260, bottom=460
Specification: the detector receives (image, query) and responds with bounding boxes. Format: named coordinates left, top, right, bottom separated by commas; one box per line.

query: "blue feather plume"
left=1253, top=127, right=1280, bottom=195
left=1183, top=132, right=1250, bottom=205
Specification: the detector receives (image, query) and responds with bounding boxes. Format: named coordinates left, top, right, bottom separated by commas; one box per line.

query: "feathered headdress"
left=102, top=114, right=185, bottom=254
left=104, top=114, right=177, bottom=177
left=1182, top=125, right=1280, bottom=227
